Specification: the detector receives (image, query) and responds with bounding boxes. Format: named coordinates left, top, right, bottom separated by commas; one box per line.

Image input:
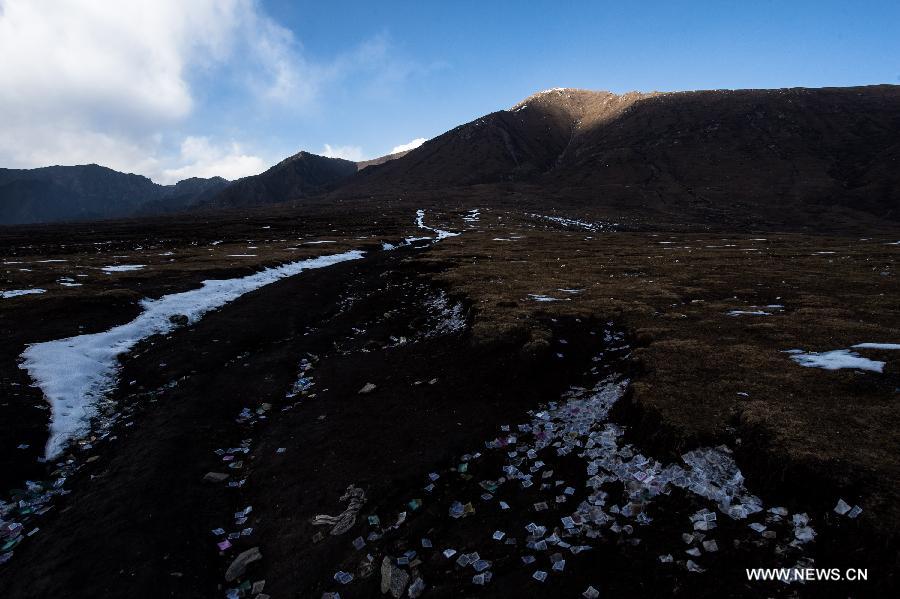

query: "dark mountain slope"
left=206, top=151, right=357, bottom=208
left=136, top=177, right=229, bottom=215
left=350, top=90, right=621, bottom=191
left=4, top=85, right=898, bottom=228
left=0, top=165, right=164, bottom=224
left=338, top=85, right=900, bottom=226
left=551, top=86, right=900, bottom=221
left=0, top=165, right=228, bottom=225
left=0, top=178, right=87, bottom=225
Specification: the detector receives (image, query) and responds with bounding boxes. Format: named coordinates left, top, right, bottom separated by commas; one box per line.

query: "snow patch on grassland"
left=525, top=212, right=617, bottom=233
left=414, top=209, right=459, bottom=241
left=852, top=343, right=900, bottom=351
left=1, top=288, right=45, bottom=299
left=784, top=342, right=899, bottom=373
left=21, top=250, right=365, bottom=459
left=381, top=209, right=460, bottom=250
left=784, top=349, right=884, bottom=373
left=101, top=264, right=145, bottom=273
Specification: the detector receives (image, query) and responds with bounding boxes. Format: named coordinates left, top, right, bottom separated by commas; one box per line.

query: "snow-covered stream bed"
left=20, top=250, right=365, bottom=459
left=2, top=210, right=459, bottom=571
left=414, top=209, right=460, bottom=241
left=315, top=325, right=865, bottom=595
left=16, top=209, right=458, bottom=461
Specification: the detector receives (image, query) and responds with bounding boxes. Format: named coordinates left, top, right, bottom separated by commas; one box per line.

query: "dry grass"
left=2, top=202, right=898, bottom=529
left=418, top=208, right=900, bottom=527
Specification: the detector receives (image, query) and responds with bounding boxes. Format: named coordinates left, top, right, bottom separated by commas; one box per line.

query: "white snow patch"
left=412, top=209, right=460, bottom=242
left=385, top=210, right=461, bottom=248
left=528, top=294, right=568, bottom=303
left=526, top=213, right=613, bottom=233
left=497, top=372, right=778, bottom=545
left=727, top=304, right=784, bottom=317
left=424, top=291, right=467, bottom=337
left=1, top=288, right=46, bottom=299
left=784, top=349, right=884, bottom=373
left=21, top=250, right=365, bottom=459
left=852, top=343, right=900, bottom=351
left=402, top=236, right=433, bottom=245
left=101, top=264, right=145, bottom=273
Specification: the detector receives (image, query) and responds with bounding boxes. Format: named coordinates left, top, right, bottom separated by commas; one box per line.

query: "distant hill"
left=0, top=148, right=405, bottom=224
left=203, top=149, right=419, bottom=208
left=0, top=165, right=228, bottom=225
left=135, top=177, right=229, bottom=215
left=3, top=85, right=899, bottom=228
left=342, top=85, right=900, bottom=226
left=204, top=151, right=357, bottom=208
left=348, top=88, right=636, bottom=188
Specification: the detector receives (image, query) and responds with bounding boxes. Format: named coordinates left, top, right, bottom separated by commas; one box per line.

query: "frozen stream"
left=414, top=209, right=460, bottom=241
left=3, top=209, right=458, bottom=569
left=20, top=250, right=365, bottom=459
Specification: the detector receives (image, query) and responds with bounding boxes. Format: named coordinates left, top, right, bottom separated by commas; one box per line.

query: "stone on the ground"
left=408, top=577, right=426, bottom=598
left=380, top=557, right=409, bottom=597
left=379, top=557, right=392, bottom=594
left=225, top=546, right=261, bottom=581
left=203, top=472, right=229, bottom=483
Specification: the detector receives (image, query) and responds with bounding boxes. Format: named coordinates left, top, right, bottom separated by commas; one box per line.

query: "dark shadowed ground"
left=0, top=198, right=897, bottom=597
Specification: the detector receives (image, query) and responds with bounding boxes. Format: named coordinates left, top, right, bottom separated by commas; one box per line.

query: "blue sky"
left=0, top=0, right=897, bottom=183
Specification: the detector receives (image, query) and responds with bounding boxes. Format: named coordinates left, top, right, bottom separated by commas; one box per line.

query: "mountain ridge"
left=2, top=84, right=899, bottom=227
left=0, top=164, right=229, bottom=225
left=203, top=151, right=358, bottom=209
left=336, top=84, right=900, bottom=226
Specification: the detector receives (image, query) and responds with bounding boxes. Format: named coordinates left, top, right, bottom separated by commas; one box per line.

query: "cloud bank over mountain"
left=0, top=0, right=426, bottom=183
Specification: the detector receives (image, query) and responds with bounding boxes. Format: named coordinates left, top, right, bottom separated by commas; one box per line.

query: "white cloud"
left=0, top=124, right=162, bottom=178
left=321, top=144, right=365, bottom=162
left=390, top=137, right=428, bottom=154
left=159, top=137, right=267, bottom=184
left=0, top=1, right=430, bottom=183
left=0, top=0, right=250, bottom=134
left=248, top=16, right=321, bottom=106
left=0, top=0, right=311, bottom=180
left=320, top=136, right=428, bottom=163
